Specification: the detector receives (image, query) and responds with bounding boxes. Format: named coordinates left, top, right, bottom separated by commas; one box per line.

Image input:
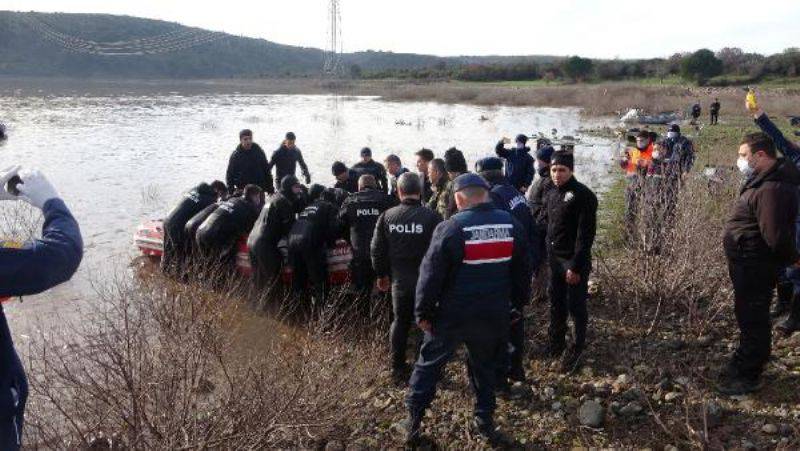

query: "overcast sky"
left=7, top=0, right=800, bottom=58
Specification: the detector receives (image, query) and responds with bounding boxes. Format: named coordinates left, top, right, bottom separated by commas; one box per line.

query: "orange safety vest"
left=624, top=143, right=654, bottom=176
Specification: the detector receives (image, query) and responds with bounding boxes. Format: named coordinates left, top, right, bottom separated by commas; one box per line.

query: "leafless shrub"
left=24, top=267, right=386, bottom=449
left=0, top=201, right=41, bottom=240
left=595, top=176, right=739, bottom=338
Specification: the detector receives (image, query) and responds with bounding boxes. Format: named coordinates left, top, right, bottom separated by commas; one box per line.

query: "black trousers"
left=710, top=111, right=719, bottom=124
left=390, top=285, right=416, bottom=369
left=548, top=259, right=589, bottom=350
left=251, top=245, right=282, bottom=290
left=350, top=256, right=375, bottom=298
left=289, top=244, right=327, bottom=299
left=727, top=259, right=777, bottom=380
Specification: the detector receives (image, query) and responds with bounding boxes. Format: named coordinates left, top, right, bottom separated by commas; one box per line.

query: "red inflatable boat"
left=134, top=219, right=352, bottom=285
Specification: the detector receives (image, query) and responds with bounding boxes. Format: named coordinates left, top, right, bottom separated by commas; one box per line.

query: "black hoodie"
left=724, top=158, right=800, bottom=264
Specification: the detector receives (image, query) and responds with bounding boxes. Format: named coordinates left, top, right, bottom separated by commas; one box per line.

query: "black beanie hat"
left=286, top=131, right=296, bottom=141
left=551, top=151, right=574, bottom=171
left=308, top=183, right=325, bottom=201
left=331, top=161, right=347, bottom=176
left=515, top=134, right=528, bottom=144
left=239, top=129, right=253, bottom=138
left=444, top=147, right=468, bottom=173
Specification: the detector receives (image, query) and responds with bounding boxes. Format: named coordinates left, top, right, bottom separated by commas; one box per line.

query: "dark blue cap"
left=475, top=156, right=503, bottom=173
left=452, top=173, right=489, bottom=192
left=360, top=147, right=372, bottom=157
left=536, top=145, right=555, bottom=163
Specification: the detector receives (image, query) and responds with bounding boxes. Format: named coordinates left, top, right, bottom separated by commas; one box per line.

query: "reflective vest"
left=624, top=143, right=654, bottom=176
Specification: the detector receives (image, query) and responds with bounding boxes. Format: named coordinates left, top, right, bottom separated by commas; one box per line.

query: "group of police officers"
left=156, top=129, right=598, bottom=444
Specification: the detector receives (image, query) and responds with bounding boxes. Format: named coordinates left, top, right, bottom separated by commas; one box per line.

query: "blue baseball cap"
left=452, top=173, right=490, bottom=192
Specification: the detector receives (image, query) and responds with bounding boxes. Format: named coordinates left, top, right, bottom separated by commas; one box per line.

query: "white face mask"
left=652, top=151, right=661, bottom=159
left=667, top=132, right=679, bottom=139
left=516, top=142, right=525, bottom=150
left=737, top=157, right=754, bottom=176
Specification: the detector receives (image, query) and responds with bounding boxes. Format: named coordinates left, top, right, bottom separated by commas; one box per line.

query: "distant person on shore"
left=710, top=98, right=721, bottom=125
left=331, top=161, right=360, bottom=193
left=0, top=167, right=83, bottom=451
left=415, top=148, right=435, bottom=202
left=426, top=158, right=449, bottom=216
left=542, top=152, right=598, bottom=373
left=690, top=103, right=702, bottom=124
left=269, top=132, right=311, bottom=191
left=0, top=123, right=6, bottom=140
left=226, top=129, right=274, bottom=195
left=719, top=132, right=800, bottom=395
left=495, top=134, right=535, bottom=193
left=384, top=154, right=409, bottom=199
left=353, top=147, right=389, bottom=194
left=747, top=95, right=800, bottom=335
left=440, top=147, right=469, bottom=219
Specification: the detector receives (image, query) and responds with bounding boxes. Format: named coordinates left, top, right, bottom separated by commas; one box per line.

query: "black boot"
left=771, top=282, right=793, bottom=318
left=777, top=292, right=800, bottom=335
left=394, top=414, right=422, bottom=445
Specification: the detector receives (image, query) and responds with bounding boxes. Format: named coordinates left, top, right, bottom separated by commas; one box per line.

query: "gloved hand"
left=304, top=174, right=311, bottom=185
left=17, top=169, right=60, bottom=209
left=0, top=165, right=21, bottom=201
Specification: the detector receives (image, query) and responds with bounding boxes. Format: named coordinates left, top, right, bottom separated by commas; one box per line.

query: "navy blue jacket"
left=495, top=141, right=535, bottom=191
left=415, top=202, right=532, bottom=326
left=1, top=198, right=83, bottom=385
left=489, top=179, right=541, bottom=270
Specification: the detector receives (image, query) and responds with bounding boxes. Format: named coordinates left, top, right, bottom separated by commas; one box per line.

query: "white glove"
left=17, top=169, right=60, bottom=209
left=0, top=165, right=21, bottom=201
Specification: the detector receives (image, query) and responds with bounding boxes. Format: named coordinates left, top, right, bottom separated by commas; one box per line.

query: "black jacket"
left=334, top=169, right=361, bottom=194
left=226, top=143, right=274, bottom=194
left=388, top=167, right=410, bottom=198
left=288, top=200, right=340, bottom=250
left=162, top=183, right=219, bottom=269
left=247, top=192, right=296, bottom=278
left=723, top=158, right=800, bottom=264
left=543, top=176, right=598, bottom=273
left=527, top=173, right=555, bottom=232
left=353, top=160, right=389, bottom=193
left=270, top=145, right=310, bottom=186
left=339, top=188, right=394, bottom=259
left=371, top=198, right=442, bottom=292
left=196, top=197, right=259, bottom=250
left=185, top=203, right=219, bottom=247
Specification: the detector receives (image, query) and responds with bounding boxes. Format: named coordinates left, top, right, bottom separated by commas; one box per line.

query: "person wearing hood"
left=543, top=152, right=598, bottom=374
left=371, top=172, right=442, bottom=384
left=287, top=184, right=340, bottom=301
left=477, top=157, right=540, bottom=385
left=248, top=179, right=302, bottom=291
left=225, top=129, right=274, bottom=195
left=439, top=147, right=469, bottom=220
left=195, top=184, right=263, bottom=272
left=719, top=132, right=800, bottom=395
left=495, top=134, right=535, bottom=193
left=353, top=147, right=389, bottom=194
left=426, top=158, right=449, bottom=216
left=660, top=124, right=695, bottom=180
left=749, top=98, right=800, bottom=334
left=710, top=98, right=721, bottom=125
left=0, top=167, right=83, bottom=450
left=162, top=181, right=225, bottom=276
left=339, top=174, right=394, bottom=299
left=269, top=132, right=311, bottom=191
left=332, top=161, right=360, bottom=194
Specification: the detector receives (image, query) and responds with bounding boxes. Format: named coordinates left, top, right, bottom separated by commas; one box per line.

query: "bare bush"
left=594, top=176, right=739, bottom=338
left=23, top=270, right=386, bottom=449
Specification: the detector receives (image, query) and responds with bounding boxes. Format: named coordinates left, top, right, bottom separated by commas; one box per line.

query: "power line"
left=323, top=0, right=343, bottom=76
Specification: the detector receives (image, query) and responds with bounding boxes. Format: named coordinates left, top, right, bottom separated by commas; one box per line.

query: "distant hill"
left=0, top=11, right=556, bottom=79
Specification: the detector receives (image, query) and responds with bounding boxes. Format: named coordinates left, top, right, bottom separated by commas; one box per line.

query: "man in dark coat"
left=332, top=161, right=360, bottom=194
left=371, top=173, right=442, bottom=384
left=269, top=131, right=311, bottom=191
left=353, top=147, right=389, bottom=194
left=543, top=152, right=598, bottom=374
left=495, top=134, right=535, bottom=192
left=339, top=174, right=394, bottom=298
left=399, top=173, right=532, bottom=445
left=719, top=132, right=800, bottom=395
left=248, top=180, right=301, bottom=290
left=226, top=129, right=274, bottom=195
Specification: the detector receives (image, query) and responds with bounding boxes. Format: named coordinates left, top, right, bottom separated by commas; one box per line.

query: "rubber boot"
left=394, top=414, right=422, bottom=445
left=777, top=292, right=800, bottom=335
left=771, top=282, right=793, bottom=318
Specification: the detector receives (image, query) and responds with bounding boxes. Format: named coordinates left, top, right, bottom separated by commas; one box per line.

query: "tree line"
left=352, top=48, right=800, bottom=86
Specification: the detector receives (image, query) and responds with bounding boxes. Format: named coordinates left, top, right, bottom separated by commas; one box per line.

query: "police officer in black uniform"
left=195, top=185, right=263, bottom=272
left=162, top=181, right=225, bottom=276
left=371, top=172, right=442, bottom=384
left=287, top=185, right=340, bottom=301
left=400, top=173, right=533, bottom=445
left=247, top=180, right=301, bottom=291
left=332, top=161, right=361, bottom=194
left=476, top=157, right=540, bottom=384
left=542, top=152, right=598, bottom=373
left=339, top=174, right=393, bottom=299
